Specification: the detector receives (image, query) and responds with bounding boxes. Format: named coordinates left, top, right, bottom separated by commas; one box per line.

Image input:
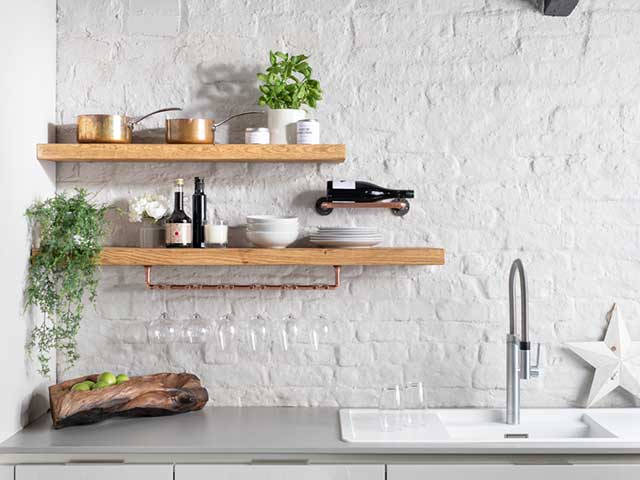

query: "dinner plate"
left=310, top=238, right=382, bottom=247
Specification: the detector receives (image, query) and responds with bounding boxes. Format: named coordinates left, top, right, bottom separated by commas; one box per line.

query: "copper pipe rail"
left=320, top=201, right=407, bottom=210
left=143, top=265, right=342, bottom=291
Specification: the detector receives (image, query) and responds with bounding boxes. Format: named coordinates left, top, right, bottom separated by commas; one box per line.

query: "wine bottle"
left=165, top=178, right=192, bottom=248
left=192, top=177, right=207, bottom=248
left=326, top=180, right=414, bottom=203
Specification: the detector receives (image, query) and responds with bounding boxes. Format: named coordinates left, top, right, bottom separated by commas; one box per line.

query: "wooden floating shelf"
left=32, top=247, right=445, bottom=267
left=36, top=143, right=346, bottom=163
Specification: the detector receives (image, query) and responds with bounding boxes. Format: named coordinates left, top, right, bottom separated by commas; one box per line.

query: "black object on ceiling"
left=542, top=0, right=579, bottom=16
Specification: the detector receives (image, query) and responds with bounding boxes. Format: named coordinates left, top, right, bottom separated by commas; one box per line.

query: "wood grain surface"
left=49, top=373, right=209, bottom=429
left=36, top=143, right=346, bottom=162
left=32, top=247, right=445, bottom=266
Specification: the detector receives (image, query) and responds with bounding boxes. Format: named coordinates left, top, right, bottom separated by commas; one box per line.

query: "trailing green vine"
left=25, top=189, right=107, bottom=376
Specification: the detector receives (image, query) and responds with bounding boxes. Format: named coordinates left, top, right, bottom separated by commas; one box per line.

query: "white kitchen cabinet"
left=388, top=464, right=640, bottom=480
left=0, top=466, right=13, bottom=480
left=175, top=464, right=384, bottom=480
left=15, top=464, right=173, bottom=480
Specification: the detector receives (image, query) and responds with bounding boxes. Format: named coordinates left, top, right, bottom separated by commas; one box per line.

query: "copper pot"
left=165, top=111, right=264, bottom=144
left=77, top=107, right=182, bottom=143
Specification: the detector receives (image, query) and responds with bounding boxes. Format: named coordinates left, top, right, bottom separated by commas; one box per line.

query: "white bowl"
left=246, top=230, right=298, bottom=248
left=247, top=215, right=298, bottom=224
left=247, top=223, right=300, bottom=232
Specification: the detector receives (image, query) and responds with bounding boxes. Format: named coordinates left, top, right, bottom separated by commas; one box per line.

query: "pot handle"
left=129, top=107, right=182, bottom=129
left=212, top=111, right=264, bottom=130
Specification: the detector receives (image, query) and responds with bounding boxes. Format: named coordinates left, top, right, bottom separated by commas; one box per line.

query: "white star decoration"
left=567, top=304, right=640, bottom=407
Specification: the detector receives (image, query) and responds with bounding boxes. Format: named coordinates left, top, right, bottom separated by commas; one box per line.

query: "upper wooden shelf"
left=36, top=144, right=346, bottom=163
left=41, top=247, right=444, bottom=266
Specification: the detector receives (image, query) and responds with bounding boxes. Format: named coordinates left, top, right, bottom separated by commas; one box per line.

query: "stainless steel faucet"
left=506, top=259, right=541, bottom=425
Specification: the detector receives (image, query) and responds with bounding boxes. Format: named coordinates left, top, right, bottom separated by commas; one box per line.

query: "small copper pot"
left=165, top=111, right=263, bottom=144
left=77, top=107, right=181, bottom=143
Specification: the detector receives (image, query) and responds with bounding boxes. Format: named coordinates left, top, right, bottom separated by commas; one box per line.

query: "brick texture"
left=56, top=0, right=640, bottom=408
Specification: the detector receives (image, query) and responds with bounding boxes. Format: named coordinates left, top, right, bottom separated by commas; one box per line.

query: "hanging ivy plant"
left=25, top=189, right=107, bottom=376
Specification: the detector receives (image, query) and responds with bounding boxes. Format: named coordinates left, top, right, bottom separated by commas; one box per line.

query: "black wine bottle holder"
left=314, top=197, right=410, bottom=217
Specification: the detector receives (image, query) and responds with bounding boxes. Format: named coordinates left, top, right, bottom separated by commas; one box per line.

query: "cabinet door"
left=16, top=464, right=173, bottom=480
left=175, top=464, right=384, bottom=480
left=388, top=464, right=640, bottom=480
left=0, top=466, right=13, bottom=480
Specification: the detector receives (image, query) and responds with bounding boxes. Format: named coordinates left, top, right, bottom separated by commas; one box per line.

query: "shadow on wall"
left=56, top=63, right=266, bottom=144
left=509, top=0, right=539, bottom=9
left=190, top=62, right=265, bottom=144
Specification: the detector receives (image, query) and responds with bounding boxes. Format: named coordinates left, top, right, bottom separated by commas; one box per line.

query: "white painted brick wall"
left=55, top=0, right=640, bottom=408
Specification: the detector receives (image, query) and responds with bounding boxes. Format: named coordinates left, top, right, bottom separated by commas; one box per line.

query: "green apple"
left=116, top=374, right=130, bottom=384
left=71, top=382, right=91, bottom=392
left=81, top=380, right=96, bottom=388
left=97, top=372, right=117, bottom=386
left=94, top=380, right=110, bottom=389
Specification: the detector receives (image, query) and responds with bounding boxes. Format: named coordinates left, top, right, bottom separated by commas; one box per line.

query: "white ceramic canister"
left=245, top=127, right=270, bottom=144
left=296, top=119, right=320, bottom=144
left=267, top=108, right=306, bottom=144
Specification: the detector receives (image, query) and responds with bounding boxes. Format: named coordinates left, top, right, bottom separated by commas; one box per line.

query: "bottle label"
left=165, top=223, right=192, bottom=246
left=333, top=180, right=355, bottom=189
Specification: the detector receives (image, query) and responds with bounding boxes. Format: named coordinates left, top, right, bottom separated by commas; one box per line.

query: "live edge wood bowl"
left=49, top=372, right=209, bottom=429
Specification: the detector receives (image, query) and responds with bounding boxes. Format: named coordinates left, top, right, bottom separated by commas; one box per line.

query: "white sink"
left=439, top=409, right=616, bottom=440
left=340, top=409, right=620, bottom=443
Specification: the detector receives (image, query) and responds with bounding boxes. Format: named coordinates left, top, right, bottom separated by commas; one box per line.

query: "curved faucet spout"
left=508, top=259, right=529, bottom=343
left=506, top=258, right=534, bottom=425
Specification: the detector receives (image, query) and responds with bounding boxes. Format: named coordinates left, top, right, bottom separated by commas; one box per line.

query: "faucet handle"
left=530, top=343, right=542, bottom=378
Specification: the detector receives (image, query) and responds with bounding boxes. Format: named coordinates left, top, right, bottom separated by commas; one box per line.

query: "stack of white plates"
left=310, top=227, right=383, bottom=247
left=246, top=215, right=299, bottom=248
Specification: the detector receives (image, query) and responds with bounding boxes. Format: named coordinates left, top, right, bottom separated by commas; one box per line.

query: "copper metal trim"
left=320, top=201, right=407, bottom=210
left=143, top=265, right=342, bottom=291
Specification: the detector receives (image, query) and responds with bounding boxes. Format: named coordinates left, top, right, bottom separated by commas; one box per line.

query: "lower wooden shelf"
left=32, top=247, right=444, bottom=290
left=86, top=247, right=445, bottom=267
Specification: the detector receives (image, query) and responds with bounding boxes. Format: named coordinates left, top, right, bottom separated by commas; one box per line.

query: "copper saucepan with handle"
left=77, top=107, right=182, bottom=143
left=165, top=111, right=264, bottom=144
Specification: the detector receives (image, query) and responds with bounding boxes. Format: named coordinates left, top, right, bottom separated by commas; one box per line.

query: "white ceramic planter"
left=267, top=109, right=306, bottom=144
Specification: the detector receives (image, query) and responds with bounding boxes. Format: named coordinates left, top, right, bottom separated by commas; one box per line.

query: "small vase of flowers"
left=128, top=195, right=170, bottom=248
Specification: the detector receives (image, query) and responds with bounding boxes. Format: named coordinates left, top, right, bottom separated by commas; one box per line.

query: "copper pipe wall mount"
left=143, top=265, right=342, bottom=291
left=315, top=199, right=410, bottom=217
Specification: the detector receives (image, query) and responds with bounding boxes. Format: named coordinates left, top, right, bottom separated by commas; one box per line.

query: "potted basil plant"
left=257, top=51, right=323, bottom=144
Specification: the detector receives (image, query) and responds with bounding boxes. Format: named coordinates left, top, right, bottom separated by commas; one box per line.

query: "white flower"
left=128, top=195, right=169, bottom=223
left=145, top=199, right=169, bottom=221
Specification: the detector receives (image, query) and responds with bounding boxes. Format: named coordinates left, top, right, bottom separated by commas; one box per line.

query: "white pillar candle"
left=205, top=223, right=228, bottom=246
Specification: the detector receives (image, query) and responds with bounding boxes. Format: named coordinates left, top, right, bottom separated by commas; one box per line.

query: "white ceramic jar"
left=245, top=127, right=270, bottom=144
left=296, top=119, right=320, bottom=144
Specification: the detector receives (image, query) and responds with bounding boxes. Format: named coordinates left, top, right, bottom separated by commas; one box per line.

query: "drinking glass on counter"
left=379, top=385, right=403, bottom=432
left=403, top=381, right=427, bottom=427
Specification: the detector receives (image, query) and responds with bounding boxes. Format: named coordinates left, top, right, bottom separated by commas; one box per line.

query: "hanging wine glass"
left=182, top=289, right=212, bottom=344
left=278, top=314, right=299, bottom=352
left=146, top=289, right=178, bottom=343
left=217, top=313, right=236, bottom=351
left=310, top=315, right=330, bottom=351
left=246, top=314, right=270, bottom=356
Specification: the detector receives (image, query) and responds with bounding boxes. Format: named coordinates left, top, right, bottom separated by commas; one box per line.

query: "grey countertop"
left=2, top=407, right=640, bottom=459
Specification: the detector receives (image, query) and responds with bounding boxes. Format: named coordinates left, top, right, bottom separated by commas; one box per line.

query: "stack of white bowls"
left=246, top=215, right=299, bottom=248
